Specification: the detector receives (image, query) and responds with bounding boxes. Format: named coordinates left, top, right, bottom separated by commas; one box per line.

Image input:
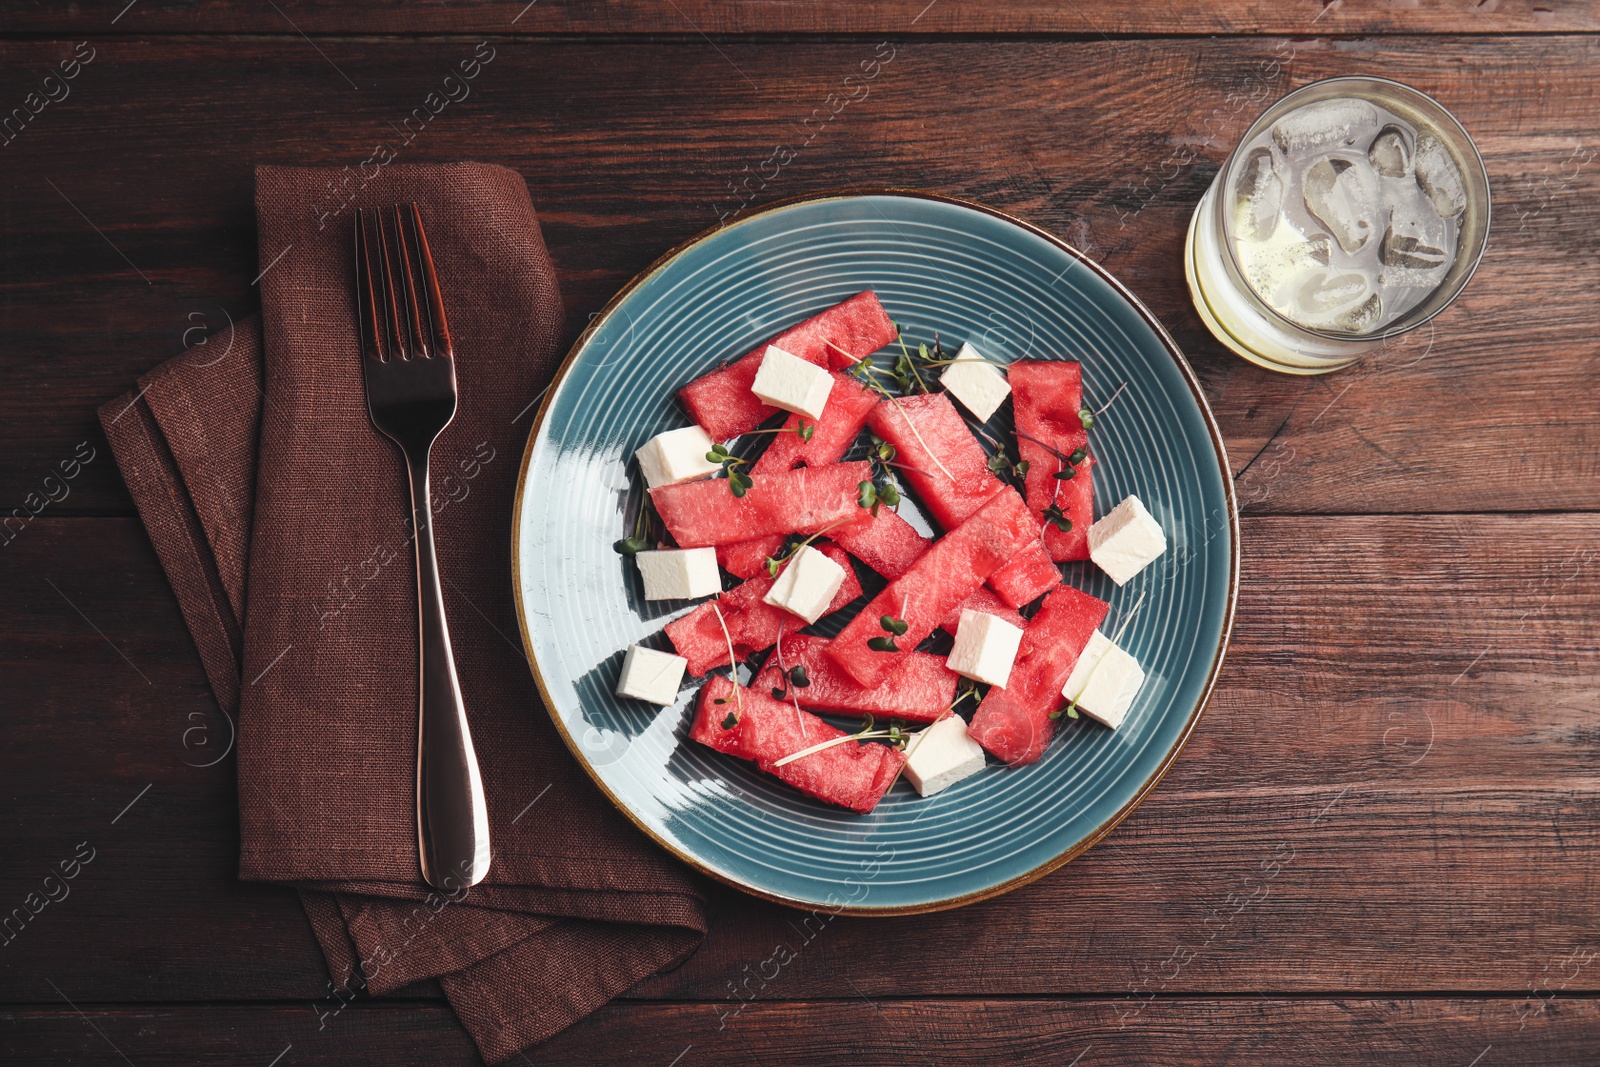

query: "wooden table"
left=3, top=4, right=1597, bottom=1063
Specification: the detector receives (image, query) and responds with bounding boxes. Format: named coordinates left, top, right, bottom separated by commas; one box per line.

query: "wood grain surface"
left=3, top=0, right=1596, bottom=36
left=1, top=11, right=1596, bottom=1065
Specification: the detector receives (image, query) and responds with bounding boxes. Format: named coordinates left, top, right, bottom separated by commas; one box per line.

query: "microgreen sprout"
left=947, top=677, right=981, bottom=713
left=1043, top=504, right=1073, bottom=533
left=709, top=601, right=743, bottom=715
left=771, top=712, right=912, bottom=768
left=742, top=420, right=815, bottom=442
left=612, top=494, right=658, bottom=555
left=764, top=518, right=856, bottom=577
left=705, top=443, right=754, bottom=497
left=769, top=663, right=812, bottom=702
left=1078, top=381, right=1129, bottom=431
left=868, top=614, right=908, bottom=652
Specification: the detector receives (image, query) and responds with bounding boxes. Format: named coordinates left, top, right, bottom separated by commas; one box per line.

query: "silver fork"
left=354, top=204, right=491, bottom=891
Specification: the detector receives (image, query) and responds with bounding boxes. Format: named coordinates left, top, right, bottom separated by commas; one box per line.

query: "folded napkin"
left=99, top=163, right=706, bottom=1062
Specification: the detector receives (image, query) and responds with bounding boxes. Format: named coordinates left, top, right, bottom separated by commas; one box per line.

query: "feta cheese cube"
left=1088, top=494, right=1167, bottom=585
left=946, top=609, right=1025, bottom=688
left=939, top=342, right=1011, bottom=422
left=635, top=425, right=722, bottom=489
left=1061, top=628, right=1145, bottom=729
left=616, top=644, right=688, bottom=705
left=750, top=344, right=833, bottom=420
left=903, top=714, right=988, bottom=796
left=635, top=547, right=721, bottom=601
left=762, top=544, right=847, bottom=624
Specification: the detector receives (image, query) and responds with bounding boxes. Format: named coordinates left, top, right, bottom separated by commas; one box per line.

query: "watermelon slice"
left=752, top=372, right=879, bottom=475
left=830, top=505, right=931, bottom=580
left=939, top=585, right=1027, bottom=636
left=1010, top=360, right=1094, bottom=561
left=678, top=291, right=897, bottom=441
left=690, top=675, right=905, bottom=814
left=716, top=534, right=786, bottom=580
left=826, top=488, right=1038, bottom=689
left=651, top=461, right=871, bottom=548
left=754, top=634, right=956, bottom=724
left=987, top=537, right=1062, bottom=608
left=665, top=542, right=862, bottom=676
left=968, top=583, right=1110, bottom=765
left=866, top=392, right=1004, bottom=532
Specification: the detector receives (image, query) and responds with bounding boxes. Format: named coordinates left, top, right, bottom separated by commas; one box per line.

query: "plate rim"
left=510, top=187, right=1240, bottom=915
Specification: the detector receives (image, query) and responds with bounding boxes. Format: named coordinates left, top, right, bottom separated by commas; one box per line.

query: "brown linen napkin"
left=98, top=162, right=707, bottom=1062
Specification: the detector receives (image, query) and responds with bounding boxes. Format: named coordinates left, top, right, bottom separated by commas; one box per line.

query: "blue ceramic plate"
left=512, top=190, right=1237, bottom=914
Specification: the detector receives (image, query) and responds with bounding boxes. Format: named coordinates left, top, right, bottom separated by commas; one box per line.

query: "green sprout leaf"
left=771, top=687, right=787, bottom=701
left=867, top=635, right=899, bottom=653
left=722, top=711, right=739, bottom=729
left=1044, top=505, right=1073, bottom=532
left=1068, top=446, right=1088, bottom=465
left=797, top=420, right=815, bottom=442
left=879, top=614, right=909, bottom=636
left=1079, top=409, right=1095, bottom=431
left=1053, top=466, right=1076, bottom=480
left=858, top=480, right=878, bottom=509
left=613, top=536, right=647, bottom=555
left=788, top=665, right=810, bottom=688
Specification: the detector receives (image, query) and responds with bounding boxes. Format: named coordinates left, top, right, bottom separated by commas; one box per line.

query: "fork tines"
left=355, top=204, right=455, bottom=364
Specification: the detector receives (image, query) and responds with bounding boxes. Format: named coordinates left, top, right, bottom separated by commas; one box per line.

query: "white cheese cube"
left=946, top=609, right=1025, bottom=688
left=1088, top=494, right=1167, bottom=585
left=635, top=547, right=721, bottom=601
left=1061, top=628, right=1145, bottom=729
left=635, top=425, right=722, bottom=489
left=750, top=344, right=833, bottom=420
left=939, top=342, right=1011, bottom=422
left=903, top=714, right=988, bottom=796
left=762, top=544, right=846, bottom=624
left=616, top=644, right=688, bottom=705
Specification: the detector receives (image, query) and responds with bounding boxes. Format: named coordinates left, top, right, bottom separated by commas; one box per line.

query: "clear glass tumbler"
left=1185, top=76, right=1490, bottom=375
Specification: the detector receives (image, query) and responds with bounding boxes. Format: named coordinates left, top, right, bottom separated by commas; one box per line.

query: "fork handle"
left=405, top=449, right=492, bottom=892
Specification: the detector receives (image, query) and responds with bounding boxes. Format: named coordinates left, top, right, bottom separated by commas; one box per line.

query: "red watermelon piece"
left=968, top=583, right=1109, bottom=765
left=755, top=634, right=956, bottom=724
left=665, top=542, right=862, bottom=676
left=651, top=461, right=871, bottom=548
left=716, top=534, right=786, bottom=580
left=987, top=537, right=1062, bottom=608
left=678, top=291, right=897, bottom=441
left=940, top=585, right=1027, bottom=636
left=690, top=675, right=905, bottom=814
left=1010, top=360, right=1094, bottom=561
left=826, top=488, right=1037, bottom=689
left=866, top=392, right=1004, bottom=532
left=752, top=372, right=879, bottom=475
left=831, top=506, right=930, bottom=580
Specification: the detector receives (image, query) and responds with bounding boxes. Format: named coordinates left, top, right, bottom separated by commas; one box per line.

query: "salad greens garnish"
left=709, top=601, right=743, bottom=715
left=771, top=712, right=911, bottom=768
left=867, top=614, right=908, bottom=653
left=612, top=493, right=659, bottom=555
left=705, top=443, right=754, bottom=497
left=762, top=517, right=856, bottom=577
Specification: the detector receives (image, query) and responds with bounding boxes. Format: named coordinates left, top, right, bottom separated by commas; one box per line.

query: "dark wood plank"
left=1, top=514, right=1594, bottom=1002
left=0, top=37, right=1595, bottom=515
left=4, top=998, right=1597, bottom=1066
left=3, top=0, right=1596, bottom=35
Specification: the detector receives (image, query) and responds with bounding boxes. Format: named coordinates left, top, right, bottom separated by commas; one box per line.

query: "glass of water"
left=1185, top=76, right=1490, bottom=374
